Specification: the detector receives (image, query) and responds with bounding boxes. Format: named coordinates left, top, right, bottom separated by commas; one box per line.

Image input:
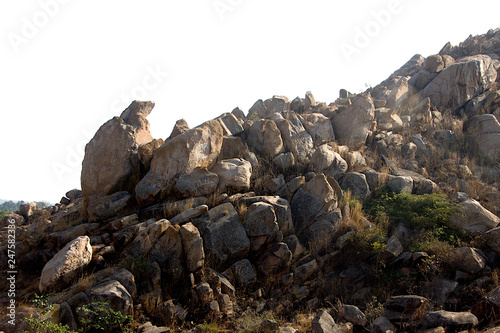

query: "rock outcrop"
left=81, top=101, right=154, bottom=206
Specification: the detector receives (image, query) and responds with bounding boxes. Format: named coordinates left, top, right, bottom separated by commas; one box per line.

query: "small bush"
left=365, top=190, right=457, bottom=230
left=23, top=294, right=78, bottom=333
left=347, top=226, right=387, bottom=257
left=77, top=302, right=133, bottom=332
left=364, top=189, right=463, bottom=253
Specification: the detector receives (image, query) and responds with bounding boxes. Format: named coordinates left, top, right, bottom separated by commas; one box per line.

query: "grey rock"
left=422, top=55, right=498, bottom=111
left=339, top=172, right=371, bottom=200
left=383, top=295, right=428, bottom=321
left=448, top=199, right=500, bottom=233
left=86, top=279, right=133, bottom=315
left=175, top=168, right=219, bottom=198
left=448, top=247, right=486, bottom=274
left=256, top=242, right=292, bottom=275
left=341, top=304, right=367, bottom=326
left=231, top=259, right=257, bottom=288
left=39, top=236, right=92, bottom=292
left=422, top=310, right=478, bottom=330
left=87, top=191, right=132, bottom=222
left=332, top=93, right=375, bottom=150
left=179, top=222, right=205, bottom=272
left=194, top=203, right=250, bottom=268
left=291, top=175, right=338, bottom=236
left=311, top=310, right=341, bottom=333
left=295, top=259, right=318, bottom=283
left=387, top=176, right=413, bottom=194
left=248, top=119, right=284, bottom=157
left=371, top=316, right=395, bottom=333
left=211, top=158, right=252, bottom=193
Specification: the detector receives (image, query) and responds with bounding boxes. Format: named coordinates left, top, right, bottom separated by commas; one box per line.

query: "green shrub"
left=0, top=209, right=8, bottom=220
left=365, top=190, right=457, bottom=230
left=23, top=294, right=78, bottom=333
left=77, top=302, right=133, bottom=332
left=364, top=189, right=462, bottom=253
left=347, top=226, right=387, bottom=256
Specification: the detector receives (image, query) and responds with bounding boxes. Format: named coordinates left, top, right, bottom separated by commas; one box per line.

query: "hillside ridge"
left=2, top=27, right=500, bottom=333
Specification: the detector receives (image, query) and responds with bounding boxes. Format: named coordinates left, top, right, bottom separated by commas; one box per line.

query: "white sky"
left=1, top=0, right=499, bottom=203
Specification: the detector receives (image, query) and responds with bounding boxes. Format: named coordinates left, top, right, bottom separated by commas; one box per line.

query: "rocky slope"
left=2, top=28, right=500, bottom=332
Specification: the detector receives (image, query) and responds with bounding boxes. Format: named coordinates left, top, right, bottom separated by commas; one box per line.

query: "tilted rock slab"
left=193, top=203, right=250, bottom=269
left=421, top=54, right=498, bottom=111
left=332, top=93, right=375, bottom=150
left=39, top=236, right=92, bottom=292
left=81, top=101, right=154, bottom=206
left=136, top=119, right=224, bottom=206
left=291, top=174, right=339, bottom=236
left=448, top=199, right=500, bottom=233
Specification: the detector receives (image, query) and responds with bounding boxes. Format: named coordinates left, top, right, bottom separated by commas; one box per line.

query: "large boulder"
left=135, top=119, right=224, bottom=206
left=217, top=113, right=244, bottom=136
left=309, top=145, right=336, bottom=174
left=291, top=174, right=339, bottom=236
left=179, top=222, right=205, bottom=273
left=448, top=199, right=500, bottom=233
left=276, top=112, right=315, bottom=164
left=174, top=167, right=219, bottom=198
left=194, top=203, right=250, bottom=269
left=256, top=242, right=292, bottom=276
left=211, top=158, right=252, bottom=193
left=383, top=295, right=428, bottom=322
left=230, top=259, right=257, bottom=288
left=239, top=196, right=294, bottom=236
left=149, top=222, right=184, bottom=283
left=87, top=191, right=132, bottom=222
left=86, top=279, right=133, bottom=315
left=463, top=114, right=500, bottom=159
left=244, top=202, right=279, bottom=252
left=122, top=220, right=170, bottom=258
left=422, top=311, right=478, bottom=330
left=421, top=55, right=498, bottom=111
left=448, top=247, right=486, bottom=274
left=332, top=93, right=375, bottom=150
left=339, top=172, right=371, bottom=200
left=247, top=119, right=284, bottom=157
left=19, top=202, right=39, bottom=219
left=82, top=101, right=154, bottom=206
left=300, top=113, right=335, bottom=146
left=39, top=236, right=92, bottom=292
left=312, top=310, right=342, bottom=333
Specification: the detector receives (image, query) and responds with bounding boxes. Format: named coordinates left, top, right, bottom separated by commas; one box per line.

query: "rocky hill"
left=2, top=28, right=500, bottom=333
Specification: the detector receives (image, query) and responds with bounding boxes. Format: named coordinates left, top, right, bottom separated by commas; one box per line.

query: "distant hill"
left=0, top=200, right=51, bottom=212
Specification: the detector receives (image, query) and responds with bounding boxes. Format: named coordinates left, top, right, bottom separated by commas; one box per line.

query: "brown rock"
left=332, top=93, right=375, bottom=150
left=82, top=101, right=154, bottom=206
left=247, top=119, right=284, bottom=157
left=135, top=119, right=224, bottom=206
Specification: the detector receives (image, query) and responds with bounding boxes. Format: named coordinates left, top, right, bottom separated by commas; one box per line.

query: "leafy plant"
left=364, top=189, right=462, bottom=254
left=365, top=190, right=457, bottom=230
left=23, top=294, right=78, bottom=333
left=364, top=296, right=384, bottom=324
left=347, top=226, right=387, bottom=257
left=77, top=302, right=133, bottom=332
left=0, top=209, right=9, bottom=220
